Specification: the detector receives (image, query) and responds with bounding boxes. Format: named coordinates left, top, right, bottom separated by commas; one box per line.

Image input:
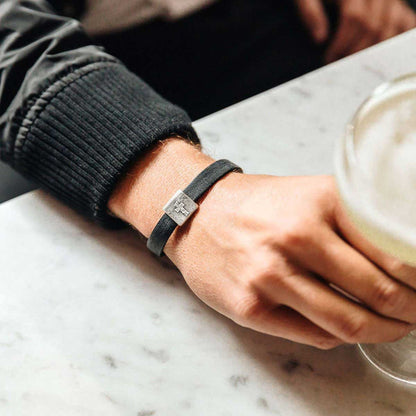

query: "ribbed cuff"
left=13, top=62, right=199, bottom=227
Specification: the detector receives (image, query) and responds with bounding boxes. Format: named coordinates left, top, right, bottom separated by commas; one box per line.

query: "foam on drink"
left=335, top=75, right=416, bottom=386
left=336, top=81, right=416, bottom=265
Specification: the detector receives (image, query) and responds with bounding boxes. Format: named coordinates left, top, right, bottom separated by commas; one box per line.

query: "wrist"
left=108, top=137, right=214, bottom=238
left=164, top=169, right=245, bottom=262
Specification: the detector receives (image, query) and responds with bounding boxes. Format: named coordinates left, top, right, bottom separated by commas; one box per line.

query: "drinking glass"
left=335, top=73, right=416, bottom=385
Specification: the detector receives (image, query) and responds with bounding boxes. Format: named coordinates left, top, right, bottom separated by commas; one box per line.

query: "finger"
left=397, top=3, right=416, bottom=32
left=241, top=304, right=343, bottom=350
left=378, top=0, right=403, bottom=41
left=400, top=14, right=416, bottom=32
left=334, top=201, right=416, bottom=290
left=295, top=0, right=329, bottom=43
left=257, top=269, right=413, bottom=344
left=346, top=0, right=381, bottom=55
left=381, top=1, right=416, bottom=42
left=346, top=32, right=378, bottom=55
left=293, top=226, right=416, bottom=324
left=325, top=0, right=366, bottom=62
left=359, top=0, right=389, bottom=45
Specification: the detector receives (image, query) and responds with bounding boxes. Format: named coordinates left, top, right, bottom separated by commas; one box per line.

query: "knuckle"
left=345, top=9, right=365, bottom=26
left=372, top=281, right=407, bottom=316
left=246, top=260, right=279, bottom=290
left=280, top=221, right=312, bottom=249
left=233, top=294, right=265, bottom=325
left=386, top=258, right=408, bottom=279
left=367, top=22, right=380, bottom=35
left=338, top=315, right=369, bottom=343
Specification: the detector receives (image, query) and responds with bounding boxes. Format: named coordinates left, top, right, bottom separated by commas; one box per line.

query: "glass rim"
left=345, top=72, right=416, bottom=183
left=335, top=71, right=416, bottom=265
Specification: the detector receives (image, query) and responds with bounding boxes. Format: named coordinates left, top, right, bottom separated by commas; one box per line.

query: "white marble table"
left=2, top=31, right=416, bottom=416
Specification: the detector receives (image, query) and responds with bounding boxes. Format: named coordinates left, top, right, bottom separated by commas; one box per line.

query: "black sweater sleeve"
left=0, top=0, right=199, bottom=226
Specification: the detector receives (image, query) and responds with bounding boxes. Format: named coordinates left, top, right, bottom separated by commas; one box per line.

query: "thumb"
left=295, top=0, right=329, bottom=44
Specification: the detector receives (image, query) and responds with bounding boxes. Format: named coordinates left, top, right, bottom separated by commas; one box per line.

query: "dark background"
left=1, top=0, right=416, bottom=204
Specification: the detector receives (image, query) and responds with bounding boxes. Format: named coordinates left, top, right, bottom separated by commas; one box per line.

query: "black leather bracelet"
left=147, top=159, right=243, bottom=256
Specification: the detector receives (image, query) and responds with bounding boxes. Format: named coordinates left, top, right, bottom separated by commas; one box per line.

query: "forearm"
left=0, top=0, right=199, bottom=226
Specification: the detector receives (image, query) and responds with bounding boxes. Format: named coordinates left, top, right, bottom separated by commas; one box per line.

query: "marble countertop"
left=2, top=31, right=416, bottom=416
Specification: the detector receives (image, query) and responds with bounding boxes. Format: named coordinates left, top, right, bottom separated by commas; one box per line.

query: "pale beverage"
left=335, top=74, right=416, bottom=385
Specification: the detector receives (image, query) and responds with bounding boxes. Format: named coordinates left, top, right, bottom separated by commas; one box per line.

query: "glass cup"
left=335, top=73, right=416, bottom=385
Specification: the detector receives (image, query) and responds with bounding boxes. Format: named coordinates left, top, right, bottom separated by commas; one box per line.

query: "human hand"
left=295, top=0, right=416, bottom=63
left=110, top=140, right=416, bottom=349
left=167, top=174, right=416, bottom=349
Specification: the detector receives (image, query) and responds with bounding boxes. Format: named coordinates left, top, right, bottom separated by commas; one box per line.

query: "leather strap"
left=147, top=159, right=242, bottom=256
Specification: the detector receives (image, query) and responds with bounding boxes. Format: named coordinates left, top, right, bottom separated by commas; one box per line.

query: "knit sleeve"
left=0, top=0, right=199, bottom=227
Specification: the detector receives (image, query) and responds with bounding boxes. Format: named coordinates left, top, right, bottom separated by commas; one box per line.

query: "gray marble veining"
left=2, top=30, right=416, bottom=415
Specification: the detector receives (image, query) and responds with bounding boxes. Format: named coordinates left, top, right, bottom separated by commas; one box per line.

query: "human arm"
left=0, top=0, right=198, bottom=225
left=2, top=1, right=416, bottom=350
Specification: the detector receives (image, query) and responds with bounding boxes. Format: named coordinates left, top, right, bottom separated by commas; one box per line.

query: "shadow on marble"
left=0, top=162, right=37, bottom=203
left=225, top=320, right=416, bottom=415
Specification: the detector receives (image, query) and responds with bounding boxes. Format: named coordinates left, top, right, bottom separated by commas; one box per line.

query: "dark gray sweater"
left=0, top=0, right=199, bottom=227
